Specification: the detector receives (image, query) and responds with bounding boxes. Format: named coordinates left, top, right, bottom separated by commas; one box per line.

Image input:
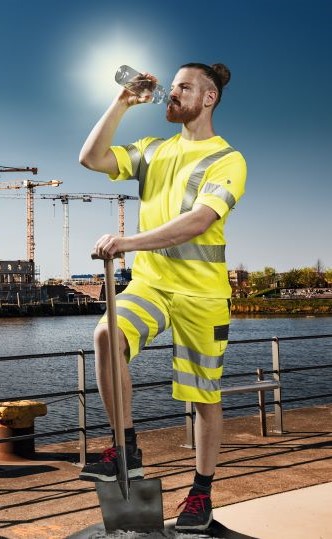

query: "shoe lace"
left=100, top=447, right=117, bottom=462
left=177, top=493, right=210, bottom=514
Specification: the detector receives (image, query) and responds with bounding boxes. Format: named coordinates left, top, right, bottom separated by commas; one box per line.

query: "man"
left=79, top=62, right=247, bottom=531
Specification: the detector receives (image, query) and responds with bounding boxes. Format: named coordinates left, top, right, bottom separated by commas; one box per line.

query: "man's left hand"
left=94, top=234, right=125, bottom=259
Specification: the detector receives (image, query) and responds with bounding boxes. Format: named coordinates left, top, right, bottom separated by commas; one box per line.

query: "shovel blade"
left=96, top=478, right=164, bottom=533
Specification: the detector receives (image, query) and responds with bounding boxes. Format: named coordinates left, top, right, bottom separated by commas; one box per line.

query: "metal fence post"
left=182, top=401, right=195, bottom=449
left=77, top=349, right=87, bottom=465
left=272, top=337, right=283, bottom=434
left=257, top=368, right=267, bottom=436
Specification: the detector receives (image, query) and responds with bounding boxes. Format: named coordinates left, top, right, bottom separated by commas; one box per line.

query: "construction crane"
left=0, top=165, right=38, bottom=175
left=39, top=193, right=138, bottom=279
left=0, top=179, right=62, bottom=261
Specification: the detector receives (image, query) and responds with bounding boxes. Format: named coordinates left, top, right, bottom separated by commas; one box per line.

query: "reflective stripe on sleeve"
left=116, top=306, right=149, bottom=350
left=174, top=344, right=224, bottom=369
left=124, top=144, right=141, bottom=178
left=180, top=147, right=235, bottom=213
left=173, top=370, right=221, bottom=392
left=138, top=138, right=164, bottom=197
left=201, top=182, right=236, bottom=210
left=152, top=243, right=225, bottom=262
left=116, top=293, right=167, bottom=333
left=121, top=139, right=164, bottom=188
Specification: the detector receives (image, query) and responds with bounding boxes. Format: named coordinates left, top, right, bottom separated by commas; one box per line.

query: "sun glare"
left=69, top=28, right=163, bottom=106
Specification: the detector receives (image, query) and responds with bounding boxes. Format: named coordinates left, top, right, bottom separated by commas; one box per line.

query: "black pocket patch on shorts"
left=214, top=324, right=229, bottom=341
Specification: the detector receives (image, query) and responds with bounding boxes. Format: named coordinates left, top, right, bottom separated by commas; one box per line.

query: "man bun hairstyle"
left=180, top=62, right=231, bottom=107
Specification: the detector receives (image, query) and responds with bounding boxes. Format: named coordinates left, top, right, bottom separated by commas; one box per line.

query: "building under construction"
left=0, top=259, right=40, bottom=304
left=0, top=160, right=138, bottom=318
left=0, top=164, right=137, bottom=307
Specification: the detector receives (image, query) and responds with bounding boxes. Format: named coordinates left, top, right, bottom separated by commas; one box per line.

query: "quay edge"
left=1, top=297, right=332, bottom=317
left=231, top=297, right=332, bottom=315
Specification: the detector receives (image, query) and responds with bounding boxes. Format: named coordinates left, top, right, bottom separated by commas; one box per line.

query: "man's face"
left=166, top=68, right=207, bottom=124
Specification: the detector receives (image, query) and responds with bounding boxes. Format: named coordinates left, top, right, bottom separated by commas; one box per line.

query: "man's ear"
left=204, top=89, right=218, bottom=108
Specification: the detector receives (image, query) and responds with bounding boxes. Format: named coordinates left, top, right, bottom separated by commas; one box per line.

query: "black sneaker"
left=79, top=446, right=144, bottom=482
left=175, top=490, right=213, bottom=531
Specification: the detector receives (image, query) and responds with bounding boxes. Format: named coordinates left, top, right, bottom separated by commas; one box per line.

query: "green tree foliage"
left=279, top=267, right=327, bottom=289
left=238, top=263, right=331, bottom=294
left=281, top=268, right=303, bottom=288
left=324, top=268, right=332, bottom=285
left=249, top=267, right=276, bottom=292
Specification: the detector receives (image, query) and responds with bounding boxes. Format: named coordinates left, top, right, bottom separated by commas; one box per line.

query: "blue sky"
left=1, top=0, right=331, bottom=280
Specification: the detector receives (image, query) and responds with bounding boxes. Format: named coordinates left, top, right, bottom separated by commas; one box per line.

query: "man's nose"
left=169, top=87, right=179, bottom=99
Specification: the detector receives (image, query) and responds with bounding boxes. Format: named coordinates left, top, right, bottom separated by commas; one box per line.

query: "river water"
left=0, top=315, right=331, bottom=443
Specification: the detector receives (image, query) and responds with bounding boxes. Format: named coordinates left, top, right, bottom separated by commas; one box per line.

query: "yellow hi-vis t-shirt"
left=109, top=134, right=247, bottom=298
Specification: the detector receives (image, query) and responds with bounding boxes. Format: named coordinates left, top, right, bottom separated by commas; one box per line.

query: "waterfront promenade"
left=0, top=404, right=331, bottom=538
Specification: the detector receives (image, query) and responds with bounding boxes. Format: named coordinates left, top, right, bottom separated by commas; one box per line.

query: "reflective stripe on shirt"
left=122, top=139, right=164, bottom=198
left=180, top=146, right=235, bottom=213
left=152, top=243, right=225, bottom=262
left=201, top=181, right=236, bottom=210
left=138, top=139, right=164, bottom=197
left=124, top=144, right=141, bottom=177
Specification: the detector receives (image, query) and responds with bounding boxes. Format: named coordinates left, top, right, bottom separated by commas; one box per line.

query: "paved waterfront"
left=0, top=405, right=331, bottom=538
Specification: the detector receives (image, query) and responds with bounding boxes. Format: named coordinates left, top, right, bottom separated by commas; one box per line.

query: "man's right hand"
left=79, top=71, right=157, bottom=175
left=116, top=72, right=159, bottom=107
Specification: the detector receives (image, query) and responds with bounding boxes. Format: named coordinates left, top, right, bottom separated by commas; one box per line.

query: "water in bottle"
left=115, top=65, right=168, bottom=104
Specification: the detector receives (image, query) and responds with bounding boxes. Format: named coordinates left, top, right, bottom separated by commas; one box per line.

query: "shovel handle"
left=97, top=256, right=126, bottom=447
left=92, top=252, right=129, bottom=499
left=91, top=251, right=123, bottom=261
left=91, top=250, right=124, bottom=440
left=91, top=252, right=128, bottom=478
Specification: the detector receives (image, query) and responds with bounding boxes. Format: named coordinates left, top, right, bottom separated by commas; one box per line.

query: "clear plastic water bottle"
left=115, top=65, right=168, bottom=104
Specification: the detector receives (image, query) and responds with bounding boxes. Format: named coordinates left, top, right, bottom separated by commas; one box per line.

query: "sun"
left=69, top=28, right=163, bottom=107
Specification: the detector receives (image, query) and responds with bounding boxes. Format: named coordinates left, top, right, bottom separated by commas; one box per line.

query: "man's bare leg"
left=94, top=323, right=133, bottom=428
left=175, top=402, right=222, bottom=529
left=78, top=324, right=142, bottom=482
left=195, top=401, right=222, bottom=475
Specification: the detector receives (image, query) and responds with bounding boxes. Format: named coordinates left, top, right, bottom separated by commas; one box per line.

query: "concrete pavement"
left=0, top=404, right=331, bottom=538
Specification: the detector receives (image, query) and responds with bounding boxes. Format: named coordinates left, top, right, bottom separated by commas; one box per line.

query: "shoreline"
left=0, top=301, right=106, bottom=318
left=231, top=297, right=332, bottom=315
left=1, top=297, right=332, bottom=317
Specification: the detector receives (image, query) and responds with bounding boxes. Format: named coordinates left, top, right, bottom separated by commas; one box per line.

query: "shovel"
left=91, top=252, right=164, bottom=533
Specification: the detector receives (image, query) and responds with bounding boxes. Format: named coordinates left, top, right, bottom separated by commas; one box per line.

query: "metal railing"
left=1, top=334, right=331, bottom=465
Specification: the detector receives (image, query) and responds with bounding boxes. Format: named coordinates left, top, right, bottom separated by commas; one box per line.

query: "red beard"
left=166, top=100, right=202, bottom=124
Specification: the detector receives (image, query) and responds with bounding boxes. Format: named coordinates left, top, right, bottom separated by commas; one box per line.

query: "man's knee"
left=94, top=323, right=129, bottom=357
left=195, top=401, right=221, bottom=417
left=94, top=323, right=107, bottom=346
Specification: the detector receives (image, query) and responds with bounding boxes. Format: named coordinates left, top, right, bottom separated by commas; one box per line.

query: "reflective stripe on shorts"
left=173, top=370, right=221, bottom=392
left=173, top=344, right=224, bottom=369
left=116, top=306, right=150, bottom=351
left=117, top=293, right=167, bottom=334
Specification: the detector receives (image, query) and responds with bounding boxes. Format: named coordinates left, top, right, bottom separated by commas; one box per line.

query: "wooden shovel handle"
left=91, top=252, right=126, bottom=448
left=91, top=251, right=123, bottom=260
left=104, top=258, right=126, bottom=449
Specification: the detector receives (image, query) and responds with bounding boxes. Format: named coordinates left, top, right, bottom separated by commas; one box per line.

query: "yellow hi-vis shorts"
left=98, top=279, right=231, bottom=404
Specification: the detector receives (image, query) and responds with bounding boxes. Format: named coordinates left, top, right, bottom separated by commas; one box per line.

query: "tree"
left=324, top=268, right=332, bottom=285
left=300, top=267, right=319, bottom=288
left=234, top=263, right=250, bottom=297
left=237, top=263, right=247, bottom=272
left=281, top=268, right=303, bottom=289
left=315, top=259, right=325, bottom=275
left=249, top=267, right=276, bottom=292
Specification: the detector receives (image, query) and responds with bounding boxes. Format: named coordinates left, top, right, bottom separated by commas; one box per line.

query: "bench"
left=183, top=373, right=282, bottom=449
left=0, top=400, right=47, bottom=459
